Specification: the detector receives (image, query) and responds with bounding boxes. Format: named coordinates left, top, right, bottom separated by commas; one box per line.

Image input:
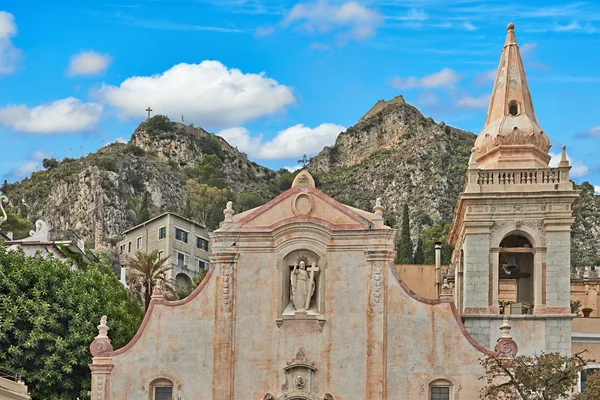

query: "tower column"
left=490, top=248, right=500, bottom=313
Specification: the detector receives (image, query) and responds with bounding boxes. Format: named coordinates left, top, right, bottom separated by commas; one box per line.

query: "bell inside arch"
left=505, top=254, right=519, bottom=273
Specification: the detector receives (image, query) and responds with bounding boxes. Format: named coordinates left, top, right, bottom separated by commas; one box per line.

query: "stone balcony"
left=464, top=165, right=572, bottom=193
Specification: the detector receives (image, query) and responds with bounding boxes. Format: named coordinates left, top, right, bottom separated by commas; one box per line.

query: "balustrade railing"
left=476, top=168, right=561, bottom=186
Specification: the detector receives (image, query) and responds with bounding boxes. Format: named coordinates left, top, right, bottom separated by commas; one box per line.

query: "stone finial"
left=439, top=278, right=453, bottom=300
left=494, top=315, right=518, bottom=358
left=291, top=170, right=316, bottom=189
left=372, top=197, right=385, bottom=227
left=90, top=315, right=113, bottom=357
left=558, top=145, right=570, bottom=167
left=0, top=195, right=7, bottom=229
left=24, top=219, right=50, bottom=242
left=97, top=315, right=109, bottom=338
left=223, top=201, right=235, bottom=222
left=468, top=148, right=478, bottom=169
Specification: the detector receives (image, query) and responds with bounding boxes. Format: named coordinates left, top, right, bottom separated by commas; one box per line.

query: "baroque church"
left=88, top=23, right=578, bottom=399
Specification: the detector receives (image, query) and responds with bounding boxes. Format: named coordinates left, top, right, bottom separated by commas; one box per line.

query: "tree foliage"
left=42, top=158, right=59, bottom=170
left=575, top=369, right=600, bottom=399
left=199, top=135, right=224, bottom=160
left=126, top=250, right=175, bottom=311
left=187, top=154, right=227, bottom=189
left=480, top=351, right=592, bottom=400
left=0, top=243, right=143, bottom=400
left=421, top=221, right=453, bottom=265
left=144, top=115, right=173, bottom=133
left=396, top=204, right=413, bottom=264
left=413, top=237, right=425, bottom=264
left=1, top=210, right=32, bottom=240
left=183, top=181, right=229, bottom=230
left=234, top=191, right=267, bottom=213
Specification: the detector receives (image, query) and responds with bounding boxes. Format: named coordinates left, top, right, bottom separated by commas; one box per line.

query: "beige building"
left=88, top=24, right=590, bottom=399
left=118, top=213, right=210, bottom=290
left=0, top=370, right=30, bottom=400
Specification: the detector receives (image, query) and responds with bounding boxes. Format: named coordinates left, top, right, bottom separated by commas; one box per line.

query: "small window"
left=154, top=386, right=173, bottom=400
left=197, top=237, right=209, bottom=251
left=137, top=237, right=142, bottom=249
left=120, top=245, right=125, bottom=254
left=198, top=260, right=206, bottom=270
left=430, top=379, right=452, bottom=400
left=158, top=226, right=166, bottom=240
left=157, top=251, right=164, bottom=260
left=177, top=252, right=185, bottom=266
left=128, top=241, right=132, bottom=253
left=580, top=367, right=600, bottom=393
left=431, top=387, right=450, bottom=400
left=508, top=101, right=519, bottom=116
left=175, top=228, right=188, bottom=243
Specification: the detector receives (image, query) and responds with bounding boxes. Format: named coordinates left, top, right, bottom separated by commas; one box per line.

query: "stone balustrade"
left=465, top=166, right=572, bottom=193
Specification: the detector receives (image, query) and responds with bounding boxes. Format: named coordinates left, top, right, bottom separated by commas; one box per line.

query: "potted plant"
left=582, top=307, right=593, bottom=318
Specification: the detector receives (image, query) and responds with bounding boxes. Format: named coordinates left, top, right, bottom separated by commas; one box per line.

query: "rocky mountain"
left=0, top=118, right=283, bottom=242
left=1, top=98, right=599, bottom=268
left=309, top=95, right=474, bottom=238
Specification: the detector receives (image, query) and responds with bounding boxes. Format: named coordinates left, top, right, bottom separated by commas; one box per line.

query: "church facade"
left=89, top=23, right=574, bottom=400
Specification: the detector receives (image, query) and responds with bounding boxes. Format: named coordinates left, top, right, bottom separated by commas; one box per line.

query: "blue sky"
left=1, top=0, right=599, bottom=192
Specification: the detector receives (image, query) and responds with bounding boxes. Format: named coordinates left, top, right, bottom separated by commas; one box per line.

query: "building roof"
left=473, top=23, right=552, bottom=168
left=120, top=212, right=209, bottom=235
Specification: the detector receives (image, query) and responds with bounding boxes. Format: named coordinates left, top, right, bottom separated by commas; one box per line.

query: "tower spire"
left=473, top=23, right=551, bottom=169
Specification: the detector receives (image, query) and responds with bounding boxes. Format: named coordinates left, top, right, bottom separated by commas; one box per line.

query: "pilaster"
left=212, top=251, right=239, bottom=400
left=90, top=361, right=114, bottom=400
left=365, top=250, right=393, bottom=399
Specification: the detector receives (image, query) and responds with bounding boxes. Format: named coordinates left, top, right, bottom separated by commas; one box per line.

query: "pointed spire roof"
left=473, top=23, right=551, bottom=169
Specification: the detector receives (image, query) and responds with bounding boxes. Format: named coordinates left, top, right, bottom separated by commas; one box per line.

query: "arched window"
left=498, top=234, right=534, bottom=314
left=150, top=378, right=173, bottom=400
left=429, top=379, right=452, bottom=400
left=175, top=273, right=192, bottom=291
left=508, top=101, right=519, bottom=116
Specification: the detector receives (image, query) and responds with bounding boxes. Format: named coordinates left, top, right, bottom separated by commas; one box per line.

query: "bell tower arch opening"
left=498, top=234, right=534, bottom=315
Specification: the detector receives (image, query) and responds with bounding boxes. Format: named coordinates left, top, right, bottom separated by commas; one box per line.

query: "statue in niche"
left=291, top=260, right=319, bottom=312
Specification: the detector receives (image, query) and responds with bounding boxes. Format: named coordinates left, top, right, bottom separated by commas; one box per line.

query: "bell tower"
left=448, top=23, right=579, bottom=355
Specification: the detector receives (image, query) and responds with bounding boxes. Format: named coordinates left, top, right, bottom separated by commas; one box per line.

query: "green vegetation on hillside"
left=0, top=243, right=143, bottom=400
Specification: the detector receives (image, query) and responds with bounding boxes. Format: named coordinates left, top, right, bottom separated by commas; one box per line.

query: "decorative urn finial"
left=90, top=315, right=113, bottom=357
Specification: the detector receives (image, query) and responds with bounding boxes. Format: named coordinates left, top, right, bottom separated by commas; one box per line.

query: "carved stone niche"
left=279, top=348, right=333, bottom=400
left=277, top=249, right=325, bottom=327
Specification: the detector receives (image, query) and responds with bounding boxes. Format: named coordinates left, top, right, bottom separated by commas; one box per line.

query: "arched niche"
left=497, top=233, right=535, bottom=314
left=276, top=245, right=326, bottom=325
left=175, top=273, right=192, bottom=291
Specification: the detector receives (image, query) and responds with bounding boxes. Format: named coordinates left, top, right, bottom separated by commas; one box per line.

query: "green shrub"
left=145, top=115, right=173, bottom=134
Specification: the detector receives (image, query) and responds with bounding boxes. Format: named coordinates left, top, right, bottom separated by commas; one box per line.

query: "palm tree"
left=126, top=251, right=175, bottom=311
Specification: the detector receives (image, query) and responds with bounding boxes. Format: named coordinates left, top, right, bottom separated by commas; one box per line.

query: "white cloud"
left=96, top=60, right=294, bottom=128
left=577, top=126, right=600, bottom=138
left=0, top=11, right=22, bottom=74
left=462, top=22, right=477, bottom=31
left=31, top=150, right=52, bottom=160
left=549, top=151, right=589, bottom=177
left=520, top=42, right=537, bottom=57
left=284, top=165, right=302, bottom=172
left=473, top=69, right=497, bottom=86
left=8, top=160, right=41, bottom=180
left=455, top=93, right=490, bottom=109
left=255, top=26, right=275, bottom=37
left=595, top=185, right=600, bottom=195
left=103, top=137, right=127, bottom=147
left=554, top=21, right=581, bottom=32
left=282, top=0, right=383, bottom=41
left=0, top=97, right=103, bottom=133
left=217, top=123, right=345, bottom=159
left=387, top=8, right=428, bottom=21
left=67, top=50, right=112, bottom=76
left=389, top=68, right=461, bottom=90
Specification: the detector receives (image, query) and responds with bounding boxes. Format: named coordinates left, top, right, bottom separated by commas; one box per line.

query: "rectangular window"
left=431, top=387, right=450, bottom=400
left=175, top=228, right=188, bottom=243
left=128, top=241, right=132, bottom=253
left=197, top=236, right=209, bottom=251
left=198, top=260, right=206, bottom=270
left=158, top=226, right=166, bottom=240
left=120, top=245, right=125, bottom=254
left=154, top=386, right=173, bottom=400
left=177, top=252, right=185, bottom=266
left=137, top=237, right=142, bottom=249
left=157, top=251, right=164, bottom=260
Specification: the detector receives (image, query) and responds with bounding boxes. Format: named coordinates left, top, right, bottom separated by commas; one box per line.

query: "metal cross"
left=298, top=154, right=309, bottom=167
left=146, top=107, right=153, bottom=120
